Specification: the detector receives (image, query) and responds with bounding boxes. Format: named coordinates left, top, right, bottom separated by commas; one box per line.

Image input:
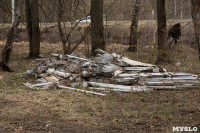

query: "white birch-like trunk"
left=174, top=0, right=177, bottom=16
left=11, top=0, right=15, bottom=24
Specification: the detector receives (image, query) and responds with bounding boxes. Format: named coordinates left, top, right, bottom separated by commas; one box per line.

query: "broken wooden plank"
left=58, top=85, right=106, bottom=96
left=44, top=75, right=59, bottom=83
left=117, top=73, right=170, bottom=78
left=148, top=85, right=200, bottom=89
left=88, top=82, right=152, bottom=92
left=124, top=66, right=156, bottom=71
left=23, top=82, right=54, bottom=89
left=81, top=62, right=92, bottom=67
left=52, top=61, right=67, bottom=65
left=168, top=72, right=198, bottom=77
left=139, top=79, right=200, bottom=84
left=145, top=81, right=177, bottom=86
left=141, top=76, right=198, bottom=80
left=117, top=73, right=138, bottom=78
left=23, top=83, right=36, bottom=89
left=32, top=82, right=54, bottom=87
left=89, top=87, right=140, bottom=92
left=94, top=54, right=114, bottom=64
left=101, top=64, right=122, bottom=73
left=145, top=81, right=200, bottom=86
left=36, top=78, right=47, bottom=83
left=120, top=57, right=155, bottom=67
left=37, top=66, right=48, bottom=74
left=113, top=70, right=123, bottom=77
left=46, top=68, right=56, bottom=75
left=51, top=53, right=60, bottom=57
left=66, top=54, right=89, bottom=61
left=54, top=71, right=70, bottom=78
left=95, top=48, right=109, bottom=55
left=112, top=78, right=137, bottom=84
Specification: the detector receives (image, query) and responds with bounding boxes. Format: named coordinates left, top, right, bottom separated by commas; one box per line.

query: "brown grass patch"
left=0, top=37, right=200, bottom=132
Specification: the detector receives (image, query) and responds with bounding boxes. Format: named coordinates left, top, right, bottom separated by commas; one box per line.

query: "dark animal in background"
left=168, top=23, right=181, bottom=44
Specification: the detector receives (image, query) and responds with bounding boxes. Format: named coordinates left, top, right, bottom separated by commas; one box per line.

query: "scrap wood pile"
left=25, top=49, right=200, bottom=96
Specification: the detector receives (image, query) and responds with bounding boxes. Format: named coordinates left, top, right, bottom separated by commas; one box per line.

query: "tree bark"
left=57, top=0, right=68, bottom=54
left=91, top=0, right=105, bottom=56
left=156, top=0, right=169, bottom=64
left=11, top=0, right=15, bottom=24
left=0, top=0, right=23, bottom=72
left=25, top=0, right=33, bottom=57
left=191, top=0, right=200, bottom=59
left=29, top=0, right=40, bottom=58
left=128, top=0, right=141, bottom=52
left=57, top=0, right=89, bottom=55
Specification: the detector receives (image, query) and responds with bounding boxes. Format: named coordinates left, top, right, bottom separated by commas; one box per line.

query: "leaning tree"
left=0, top=0, right=23, bottom=72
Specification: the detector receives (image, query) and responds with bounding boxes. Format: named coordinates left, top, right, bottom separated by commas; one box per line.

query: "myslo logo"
left=172, top=126, right=198, bottom=132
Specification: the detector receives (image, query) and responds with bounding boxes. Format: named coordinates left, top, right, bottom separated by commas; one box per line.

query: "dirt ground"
left=0, top=40, right=200, bottom=132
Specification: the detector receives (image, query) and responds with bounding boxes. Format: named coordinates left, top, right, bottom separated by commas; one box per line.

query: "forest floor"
left=0, top=41, right=200, bottom=132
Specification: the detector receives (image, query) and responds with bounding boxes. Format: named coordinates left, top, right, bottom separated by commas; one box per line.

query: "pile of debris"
left=25, top=49, right=200, bottom=96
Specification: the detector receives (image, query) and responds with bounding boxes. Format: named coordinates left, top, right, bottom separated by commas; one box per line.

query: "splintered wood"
left=25, top=49, right=200, bottom=95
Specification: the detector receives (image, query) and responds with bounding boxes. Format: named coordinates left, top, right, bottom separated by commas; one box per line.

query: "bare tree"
left=0, top=0, right=23, bottom=72
left=91, top=0, right=105, bottom=56
left=191, top=0, right=200, bottom=59
left=57, top=0, right=90, bottom=54
left=25, top=0, right=40, bottom=58
left=128, top=0, right=141, bottom=52
left=156, top=0, right=169, bottom=63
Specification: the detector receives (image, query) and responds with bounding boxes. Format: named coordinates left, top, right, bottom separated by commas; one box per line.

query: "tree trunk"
left=57, top=0, right=89, bottom=55
left=57, top=0, right=68, bottom=54
left=0, top=0, right=23, bottom=72
left=29, top=0, right=40, bottom=58
left=128, top=0, right=141, bottom=52
left=91, top=0, right=105, bottom=56
left=11, top=0, right=15, bottom=24
left=191, top=0, right=200, bottom=59
left=25, top=0, right=33, bottom=57
left=156, top=0, right=169, bottom=64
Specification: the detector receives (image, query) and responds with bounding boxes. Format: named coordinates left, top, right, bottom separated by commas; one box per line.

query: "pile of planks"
left=25, top=49, right=200, bottom=95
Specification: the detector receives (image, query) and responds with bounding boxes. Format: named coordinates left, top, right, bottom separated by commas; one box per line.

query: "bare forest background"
left=0, top=0, right=200, bottom=132
left=0, top=0, right=192, bottom=23
left=0, top=0, right=194, bottom=50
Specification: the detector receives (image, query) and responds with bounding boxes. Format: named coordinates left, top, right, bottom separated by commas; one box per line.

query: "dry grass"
left=0, top=19, right=200, bottom=132
left=0, top=41, right=200, bottom=132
